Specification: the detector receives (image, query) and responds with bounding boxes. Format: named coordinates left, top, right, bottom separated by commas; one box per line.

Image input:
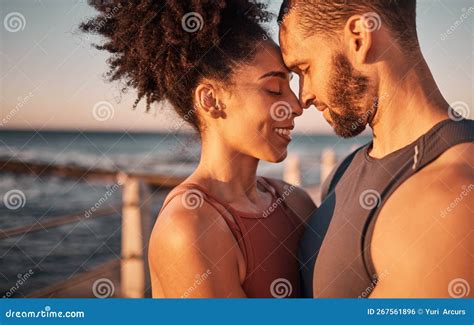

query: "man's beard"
left=323, top=53, right=377, bottom=138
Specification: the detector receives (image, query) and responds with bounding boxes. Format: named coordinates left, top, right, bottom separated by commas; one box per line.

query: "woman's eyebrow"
left=258, top=70, right=290, bottom=80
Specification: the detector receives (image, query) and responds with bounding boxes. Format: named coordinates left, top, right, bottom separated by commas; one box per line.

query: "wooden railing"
left=0, top=158, right=185, bottom=298
left=0, top=149, right=336, bottom=298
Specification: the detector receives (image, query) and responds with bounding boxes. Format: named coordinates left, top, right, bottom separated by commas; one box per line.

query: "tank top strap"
left=259, top=176, right=302, bottom=227
left=256, top=176, right=278, bottom=197
left=362, top=118, right=474, bottom=279
left=159, top=183, right=241, bottom=232
left=415, top=118, right=474, bottom=171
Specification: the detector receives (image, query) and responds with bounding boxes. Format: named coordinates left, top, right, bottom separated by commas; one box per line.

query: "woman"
left=81, top=0, right=316, bottom=298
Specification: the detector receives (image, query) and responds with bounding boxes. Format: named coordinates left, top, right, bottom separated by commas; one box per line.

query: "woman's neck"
left=192, top=135, right=262, bottom=204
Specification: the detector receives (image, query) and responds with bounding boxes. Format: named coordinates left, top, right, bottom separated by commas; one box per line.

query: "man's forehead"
left=279, top=23, right=306, bottom=58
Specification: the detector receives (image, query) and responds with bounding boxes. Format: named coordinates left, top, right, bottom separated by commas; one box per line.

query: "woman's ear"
left=344, top=14, right=374, bottom=65
left=194, top=83, right=225, bottom=119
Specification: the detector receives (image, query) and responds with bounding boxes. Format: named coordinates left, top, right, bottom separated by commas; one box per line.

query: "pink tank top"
left=159, top=177, right=305, bottom=298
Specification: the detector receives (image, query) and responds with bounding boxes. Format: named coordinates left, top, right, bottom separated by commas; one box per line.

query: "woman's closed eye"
left=266, top=89, right=282, bottom=96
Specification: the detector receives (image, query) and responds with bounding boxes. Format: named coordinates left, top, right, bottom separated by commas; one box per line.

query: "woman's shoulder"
left=259, top=176, right=317, bottom=223
left=149, top=184, right=238, bottom=259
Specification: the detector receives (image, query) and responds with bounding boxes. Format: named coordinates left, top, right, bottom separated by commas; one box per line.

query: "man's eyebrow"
left=258, top=70, right=290, bottom=80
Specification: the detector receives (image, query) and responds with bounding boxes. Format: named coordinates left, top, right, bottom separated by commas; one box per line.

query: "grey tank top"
left=299, top=118, right=474, bottom=297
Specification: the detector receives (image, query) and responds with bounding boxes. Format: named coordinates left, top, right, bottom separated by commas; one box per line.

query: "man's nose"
left=298, top=78, right=315, bottom=109
left=299, top=91, right=315, bottom=110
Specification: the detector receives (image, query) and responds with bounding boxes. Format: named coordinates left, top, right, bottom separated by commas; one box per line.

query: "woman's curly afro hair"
left=80, top=0, right=271, bottom=131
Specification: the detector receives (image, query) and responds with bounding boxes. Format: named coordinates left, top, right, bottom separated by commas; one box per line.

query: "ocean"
left=0, top=130, right=371, bottom=297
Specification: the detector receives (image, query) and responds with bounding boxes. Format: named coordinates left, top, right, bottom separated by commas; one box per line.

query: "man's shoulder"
left=370, top=142, right=473, bottom=296
left=378, top=142, right=473, bottom=222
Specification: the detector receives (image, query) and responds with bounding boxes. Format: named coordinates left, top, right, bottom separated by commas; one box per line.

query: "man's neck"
left=369, top=60, right=449, bottom=158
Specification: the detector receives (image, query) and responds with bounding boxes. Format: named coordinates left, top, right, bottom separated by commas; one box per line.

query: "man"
left=278, top=0, right=473, bottom=297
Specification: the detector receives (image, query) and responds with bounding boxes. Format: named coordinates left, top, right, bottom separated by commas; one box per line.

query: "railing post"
left=118, top=172, right=151, bottom=298
left=283, top=154, right=301, bottom=186
left=320, top=148, right=337, bottom=185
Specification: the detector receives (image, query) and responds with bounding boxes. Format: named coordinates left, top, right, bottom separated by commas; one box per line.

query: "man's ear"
left=194, top=83, right=225, bottom=119
left=344, top=15, right=374, bottom=65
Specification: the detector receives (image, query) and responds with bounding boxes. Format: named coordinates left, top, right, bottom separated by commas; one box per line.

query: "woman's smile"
left=273, top=125, right=294, bottom=142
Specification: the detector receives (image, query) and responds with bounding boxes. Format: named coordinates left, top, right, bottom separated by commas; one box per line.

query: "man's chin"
left=333, top=123, right=367, bottom=138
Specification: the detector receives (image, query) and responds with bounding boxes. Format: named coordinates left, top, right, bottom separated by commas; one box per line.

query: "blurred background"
left=0, top=0, right=472, bottom=298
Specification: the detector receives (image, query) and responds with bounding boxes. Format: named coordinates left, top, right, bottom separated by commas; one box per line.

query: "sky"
left=0, top=0, right=472, bottom=134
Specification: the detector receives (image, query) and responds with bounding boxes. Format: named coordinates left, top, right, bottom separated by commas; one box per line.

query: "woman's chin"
left=265, top=149, right=288, bottom=163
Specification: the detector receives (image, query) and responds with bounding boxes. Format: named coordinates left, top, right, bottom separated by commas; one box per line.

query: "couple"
left=83, top=0, right=473, bottom=298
